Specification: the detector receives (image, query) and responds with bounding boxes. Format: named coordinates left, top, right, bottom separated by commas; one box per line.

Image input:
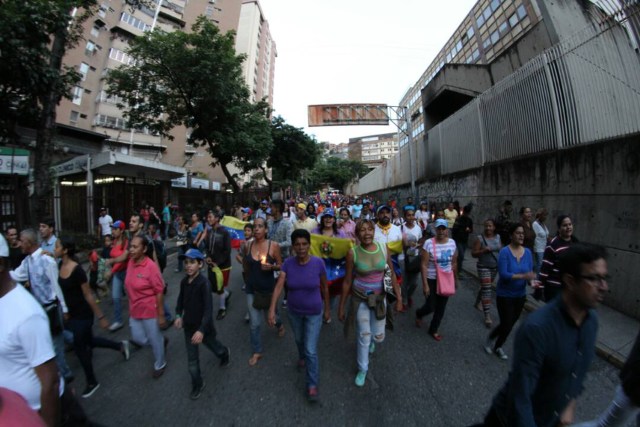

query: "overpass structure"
left=352, top=0, right=640, bottom=318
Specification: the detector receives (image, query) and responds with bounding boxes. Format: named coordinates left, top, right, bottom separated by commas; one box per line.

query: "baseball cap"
left=322, top=208, right=335, bottom=218
left=403, top=205, right=416, bottom=212
left=435, top=219, right=448, bottom=228
left=179, top=248, right=205, bottom=261
left=261, top=199, right=268, bottom=205
left=0, top=234, right=8, bottom=257
left=100, top=207, right=107, bottom=212
left=241, top=207, right=250, bottom=213
left=376, top=205, right=391, bottom=214
left=110, top=220, right=125, bottom=230
left=296, top=203, right=307, bottom=210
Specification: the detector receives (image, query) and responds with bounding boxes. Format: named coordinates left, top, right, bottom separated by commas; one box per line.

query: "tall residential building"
left=235, top=0, right=277, bottom=105
left=349, top=133, right=398, bottom=169
left=398, top=0, right=543, bottom=147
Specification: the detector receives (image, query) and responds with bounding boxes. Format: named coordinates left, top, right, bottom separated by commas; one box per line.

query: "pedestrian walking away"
left=471, top=218, right=502, bottom=328
left=483, top=223, right=534, bottom=361
left=416, top=219, right=458, bottom=342
left=55, top=237, right=129, bottom=399
left=268, top=229, right=330, bottom=402
left=474, top=242, right=608, bottom=427
left=338, top=219, right=402, bottom=388
left=174, top=248, right=230, bottom=400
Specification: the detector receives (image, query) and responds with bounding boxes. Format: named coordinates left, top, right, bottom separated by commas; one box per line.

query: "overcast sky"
left=259, top=0, right=478, bottom=145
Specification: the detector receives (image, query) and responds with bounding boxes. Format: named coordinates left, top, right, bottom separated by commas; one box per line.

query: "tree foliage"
left=267, top=116, right=320, bottom=193
left=105, top=17, right=272, bottom=192
left=308, top=157, right=370, bottom=193
left=0, top=0, right=96, bottom=224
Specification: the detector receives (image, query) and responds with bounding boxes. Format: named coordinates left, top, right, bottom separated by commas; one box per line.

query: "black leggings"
left=416, top=278, right=450, bottom=334
left=68, top=318, right=121, bottom=385
left=489, top=296, right=526, bottom=350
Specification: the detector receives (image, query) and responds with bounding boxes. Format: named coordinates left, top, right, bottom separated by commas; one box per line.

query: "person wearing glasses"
left=475, top=242, right=608, bottom=427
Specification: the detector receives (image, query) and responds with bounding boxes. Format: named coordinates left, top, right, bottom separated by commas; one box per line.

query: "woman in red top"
left=103, top=220, right=128, bottom=331
left=125, top=235, right=168, bottom=378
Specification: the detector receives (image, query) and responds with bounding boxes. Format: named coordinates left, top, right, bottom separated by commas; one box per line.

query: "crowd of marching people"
left=0, top=192, right=638, bottom=427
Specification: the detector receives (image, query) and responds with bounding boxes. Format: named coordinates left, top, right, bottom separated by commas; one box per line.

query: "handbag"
left=252, top=290, right=273, bottom=310
left=431, top=238, right=456, bottom=297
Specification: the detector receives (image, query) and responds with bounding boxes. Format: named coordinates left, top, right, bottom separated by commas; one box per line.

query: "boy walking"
left=174, top=249, right=230, bottom=400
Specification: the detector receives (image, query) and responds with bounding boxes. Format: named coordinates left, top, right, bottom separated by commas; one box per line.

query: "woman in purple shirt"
left=268, top=229, right=329, bottom=403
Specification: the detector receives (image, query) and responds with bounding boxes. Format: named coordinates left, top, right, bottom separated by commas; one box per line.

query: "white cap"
left=0, top=233, right=8, bottom=257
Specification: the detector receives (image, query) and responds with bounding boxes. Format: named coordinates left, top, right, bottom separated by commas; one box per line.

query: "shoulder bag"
left=432, top=238, right=456, bottom=297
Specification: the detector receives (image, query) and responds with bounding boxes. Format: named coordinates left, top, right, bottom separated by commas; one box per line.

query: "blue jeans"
left=246, top=293, right=281, bottom=354
left=129, top=318, right=166, bottom=370
left=53, top=332, right=72, bottom=380
left=287, top=311, right=322, bottom=388
left=184, top=326, right=227, bottom=388
left=111, top=271, right=126, bottom=324
left=534, top=251, right=544, bottom=276
left=356, top=301, right=386, bottom=372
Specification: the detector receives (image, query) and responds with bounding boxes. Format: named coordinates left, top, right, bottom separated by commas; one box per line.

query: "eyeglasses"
left=577, top=274, right=610, bottom=286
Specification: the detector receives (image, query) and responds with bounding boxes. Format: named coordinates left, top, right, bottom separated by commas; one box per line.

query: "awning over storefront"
left=55, top=151, right=185, bottom=180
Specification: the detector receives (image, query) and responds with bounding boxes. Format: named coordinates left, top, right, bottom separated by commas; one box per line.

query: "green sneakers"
left=355, top=371, right=367, bottom=387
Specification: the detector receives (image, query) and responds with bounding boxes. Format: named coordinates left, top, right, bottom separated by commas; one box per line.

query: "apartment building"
left=348, top=133, right=398, bottom=169
left=398, top=0, right=542, bottom=147
left=49, top=0, right=275, bottom=232
left=235, top=0, right=277, bottom=105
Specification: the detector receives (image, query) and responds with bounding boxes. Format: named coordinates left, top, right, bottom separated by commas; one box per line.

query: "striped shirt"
left=539, top=236, right=575, bottom=288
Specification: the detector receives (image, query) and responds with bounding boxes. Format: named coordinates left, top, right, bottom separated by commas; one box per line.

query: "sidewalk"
left=460, top=249, right=639, bottom=369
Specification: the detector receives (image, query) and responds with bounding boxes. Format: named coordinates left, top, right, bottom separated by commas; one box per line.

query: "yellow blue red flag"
left=220, top=216, right=249, bottom=249
left=309, top=234, right=354, bottom=284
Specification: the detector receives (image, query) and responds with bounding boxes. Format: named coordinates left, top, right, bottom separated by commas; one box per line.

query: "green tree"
left=309, top=157, right=369, bottom=193
left=105, top=17, right=272, bottom=193
left=0, top=0, right=97, bottom=224
left=266, top=116, right=320, bottom=194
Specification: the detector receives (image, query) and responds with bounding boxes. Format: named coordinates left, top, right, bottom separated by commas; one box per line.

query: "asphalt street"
left=75, top=251, right=622, bottom=426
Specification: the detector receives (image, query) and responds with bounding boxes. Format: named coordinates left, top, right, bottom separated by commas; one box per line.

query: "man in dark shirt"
left=204, top=210, right=232, bottom=320
left=174, top=248, right=230, bottom=400
left=452, top=204, right=473, bottom=277
left=5, top=227, right=26, bottom=270
left=477, top=243, right=609, bottom=427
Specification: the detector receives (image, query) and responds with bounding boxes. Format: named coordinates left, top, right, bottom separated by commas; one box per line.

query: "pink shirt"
left=125, top=256, right=164, bottom=319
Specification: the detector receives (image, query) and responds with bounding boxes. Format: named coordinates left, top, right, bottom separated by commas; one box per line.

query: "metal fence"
left=356, top=2, right=640, bottom=194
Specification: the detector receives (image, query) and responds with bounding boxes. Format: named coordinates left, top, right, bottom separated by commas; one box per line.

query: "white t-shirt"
left=98, top=214, right=113, bottom=236
left=415, top=210, right=431, bottom=229
left=374, top=224, right=402, bottom=246
left=422, top=238, right=457, bottom=279
left=532, top=220, right=549, bottom=253
left=0, top=285, right=55, bottom=410
left=400, top=223, right=423, bottom=261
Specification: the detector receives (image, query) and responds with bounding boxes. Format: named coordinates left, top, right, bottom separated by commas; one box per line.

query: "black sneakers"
left=220, top=347, right=230, bottom=368
left=190, top=381, right=206, bottom=400
left=82, top=383, right=100, bottom=398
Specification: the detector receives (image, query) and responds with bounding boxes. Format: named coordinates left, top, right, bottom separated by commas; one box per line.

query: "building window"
left=490, top=30, right=500, bottom=44
left=72, top=86, right=83, bottom=105
left=79, top=63, right=90, bottom=81
left=91, top=25, right=100, bottom=37
left=499, top=21, right=509, bottom=34
left=467, top=26, right=475, bottom=39
left=85, top=40, right=96, bottom=56
left=517, top=5, right=527, bottom=19
left=109, top=48, right=136, bottom=65
left=482, top=6, right=492, bottom=20
left=490, top=0, right=501, bottom=12
left=69, top=111, right=79, bottom=125
left=120, top=12, right=151, bottom=32
left=477, top=14, right=485, bottom=28
left=94, top=114, right=128, bottom=130
left=482, top=38, right=491, bottom=49
left=509, top=12, right=518, bottom=27
left=472, top=49, right=480, bottom=61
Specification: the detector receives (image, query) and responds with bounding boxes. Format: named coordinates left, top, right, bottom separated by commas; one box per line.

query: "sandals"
left=277, top=325, right=286, bottom=338
left=248, top=353, right=262, bottom=366
left=431, top=333, right=443, bottom=342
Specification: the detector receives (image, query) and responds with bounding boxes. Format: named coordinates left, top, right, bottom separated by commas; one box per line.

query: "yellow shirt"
left=444, top=208, right=458, bottom=228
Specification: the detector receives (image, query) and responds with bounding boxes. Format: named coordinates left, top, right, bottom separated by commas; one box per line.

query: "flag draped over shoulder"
left=386, top=239, right=404, bottom=280
left=220, top=216, right=248, bottom=249
left=309, top=234, right=354, bottom=285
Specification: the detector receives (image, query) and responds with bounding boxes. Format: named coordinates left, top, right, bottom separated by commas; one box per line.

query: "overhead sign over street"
left=308, top=104, right=389, bottom=126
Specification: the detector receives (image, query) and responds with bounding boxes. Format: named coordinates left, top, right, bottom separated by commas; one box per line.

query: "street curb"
left=462, top=265, right=627, bottom=369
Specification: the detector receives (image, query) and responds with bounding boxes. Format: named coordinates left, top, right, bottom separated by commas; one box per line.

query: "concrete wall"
left=369, top=136, right=640, bottom=319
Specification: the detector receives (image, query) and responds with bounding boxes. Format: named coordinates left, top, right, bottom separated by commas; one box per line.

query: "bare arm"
left=338, top=249, right=354, bottom=320
left=421, top=244, right=430, bottom=295
left=34, top=359, right=60, bottom=427
left=268, top=271, right=287, bottom=326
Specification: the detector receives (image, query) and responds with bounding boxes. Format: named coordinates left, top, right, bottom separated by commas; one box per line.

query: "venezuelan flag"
left=386, top=239, right=404, bottom=282
left=220, top=216, right=248, bottom=249
left=310, top=235, right=354, bottom=294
